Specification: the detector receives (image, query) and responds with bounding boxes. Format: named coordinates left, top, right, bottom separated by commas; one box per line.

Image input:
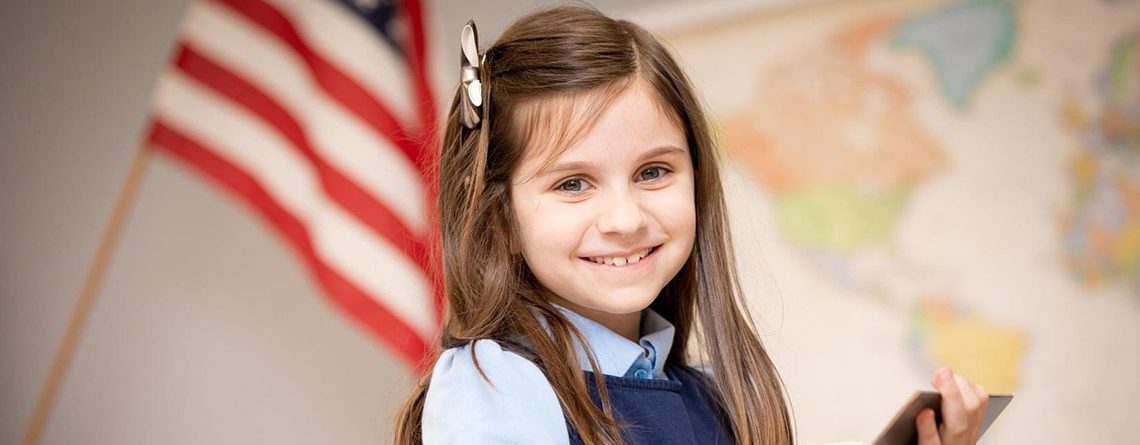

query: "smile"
left=580, top=245, right=660, bottom=267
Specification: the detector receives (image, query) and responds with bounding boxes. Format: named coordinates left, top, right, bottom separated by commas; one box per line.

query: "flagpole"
left=21, top=142, right=153, bottom=445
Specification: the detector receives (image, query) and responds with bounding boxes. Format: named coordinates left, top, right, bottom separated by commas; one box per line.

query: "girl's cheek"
left=653, top=180, right=696, bottom=216
left=526, top=198, right=594, bottom=248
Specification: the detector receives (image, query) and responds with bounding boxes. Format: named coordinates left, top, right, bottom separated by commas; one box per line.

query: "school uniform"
left=422, top=307, right=734, bottom=444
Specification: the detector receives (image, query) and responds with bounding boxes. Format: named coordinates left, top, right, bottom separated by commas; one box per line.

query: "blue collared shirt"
left=422, top=307, right=677, bottom=445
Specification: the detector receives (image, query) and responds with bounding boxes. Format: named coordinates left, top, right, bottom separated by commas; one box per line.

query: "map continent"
left=1062, top=34, right=1140, bottom=296
left=892, top=0, right=1018, bottom=109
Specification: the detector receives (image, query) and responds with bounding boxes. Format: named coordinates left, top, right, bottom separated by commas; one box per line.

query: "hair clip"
left=459, top=20, right=484, bottom=130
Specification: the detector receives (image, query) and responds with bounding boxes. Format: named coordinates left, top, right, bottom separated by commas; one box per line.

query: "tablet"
left=872, top=391, right=1013, bottom=445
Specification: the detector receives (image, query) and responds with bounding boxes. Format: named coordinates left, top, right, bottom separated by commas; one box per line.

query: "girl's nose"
left=596, top=189, right=647, bottom=235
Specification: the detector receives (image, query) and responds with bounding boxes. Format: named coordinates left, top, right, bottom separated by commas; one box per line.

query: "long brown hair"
left=393, top=5, right=794, bottom=445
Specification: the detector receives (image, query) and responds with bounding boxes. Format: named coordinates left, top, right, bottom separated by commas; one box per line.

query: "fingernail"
left=938, top=369, right=953, bottom=386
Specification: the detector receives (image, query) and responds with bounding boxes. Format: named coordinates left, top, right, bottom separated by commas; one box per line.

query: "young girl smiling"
left=394, top=6, right=990, bottom=445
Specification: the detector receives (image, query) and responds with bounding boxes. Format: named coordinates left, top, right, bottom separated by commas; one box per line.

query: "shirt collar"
left=554, top=305, right=676, bottom=379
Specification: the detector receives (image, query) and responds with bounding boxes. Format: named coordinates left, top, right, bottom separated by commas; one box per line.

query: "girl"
left=394, top=5, right=991, bottom=445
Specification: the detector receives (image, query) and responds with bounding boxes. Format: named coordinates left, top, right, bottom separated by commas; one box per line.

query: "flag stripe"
left=148, top=121, right=430, bottom=367
left=214, top=0, right=430, bottom=174
left=151, top=69, right=436, bottom=338
left=172, top=44, right=431, bottom=275
left=182, top=0, right=428, bottom=236
left=401, top=0, right=437, bottom=139
left=400, top=0, right=444, bottom=318
left=265, top=0, right=417, bottom=130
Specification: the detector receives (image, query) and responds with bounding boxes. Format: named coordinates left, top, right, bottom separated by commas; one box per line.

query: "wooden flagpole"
left=21, top=143, right=153, bottom=445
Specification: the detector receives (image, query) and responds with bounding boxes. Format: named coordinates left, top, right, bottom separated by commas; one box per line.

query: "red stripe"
left=172, top=44, right=431, bottom=274
left=399, top=0, right=444, bottom=320
left=213, top=0, right=431, bottom=177
left=147, top=120, right=434, bottom=371
left=401, top=0, right=437, bottom=141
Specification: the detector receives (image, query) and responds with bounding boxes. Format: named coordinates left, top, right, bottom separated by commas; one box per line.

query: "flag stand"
left=21, top=143, right=153, bottom=445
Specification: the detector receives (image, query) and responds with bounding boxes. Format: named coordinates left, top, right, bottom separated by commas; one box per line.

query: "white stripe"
left=183, top=0, right=427, bottom=235
left=153, top=69, right=436, bottom=339
left=266, top=0, right=417, bottom=127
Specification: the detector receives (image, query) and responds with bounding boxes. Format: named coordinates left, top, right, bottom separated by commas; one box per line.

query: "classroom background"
left=3, top=0, right=1138, bottom=443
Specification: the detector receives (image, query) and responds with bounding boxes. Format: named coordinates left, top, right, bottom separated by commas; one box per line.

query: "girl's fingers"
left=974, top=383, right=990, bottom=407
left=953, top=374, right=980, bottom=413
left=924, top=369, right=989, bottom=444
left=973, top=383, right=990, bottom=422
left=929, top=367, right=946, bottom=388
left=916, top=408, right=942, bottom=445
left=934, top=369, right=969, bottom=439
left=953, top=374, right=986, bottom=443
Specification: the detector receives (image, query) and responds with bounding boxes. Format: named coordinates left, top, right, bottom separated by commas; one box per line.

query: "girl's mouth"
left=580, top=245, right=660, bottom=267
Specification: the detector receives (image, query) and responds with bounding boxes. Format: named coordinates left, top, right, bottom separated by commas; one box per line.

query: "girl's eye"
left=638, top=166, right=670, bottom=182
left=556, top=178, right=590, bottom=193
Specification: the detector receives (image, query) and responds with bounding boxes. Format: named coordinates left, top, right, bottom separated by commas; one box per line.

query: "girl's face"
left=509, top=81, right=696, bottom=334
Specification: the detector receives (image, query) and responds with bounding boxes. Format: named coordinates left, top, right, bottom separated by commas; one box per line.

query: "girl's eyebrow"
left=537, top=145, right=686, bottom=178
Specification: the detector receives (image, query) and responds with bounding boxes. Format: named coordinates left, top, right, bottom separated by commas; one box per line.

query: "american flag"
left=143, top=0, right=441, bottom=369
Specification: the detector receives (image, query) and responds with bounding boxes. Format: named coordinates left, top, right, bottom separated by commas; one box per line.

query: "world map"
left=663, top=0, right=1140, bottom=442
left=721, top=0, right=1025, bottom=394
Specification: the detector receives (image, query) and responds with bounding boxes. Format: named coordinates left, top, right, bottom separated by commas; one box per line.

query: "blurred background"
left=2, top=0, right=1138, bottom=444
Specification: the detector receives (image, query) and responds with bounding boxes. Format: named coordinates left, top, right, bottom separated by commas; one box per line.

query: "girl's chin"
left=569, top=293, right=657, bottom=316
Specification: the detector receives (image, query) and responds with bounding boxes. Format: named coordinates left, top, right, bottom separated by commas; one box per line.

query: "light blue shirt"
left=421, top=307, right=677, bottom=445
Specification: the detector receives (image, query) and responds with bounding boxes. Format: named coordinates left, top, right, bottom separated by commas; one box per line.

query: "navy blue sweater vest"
left=567, top=364, right=735, bottom=445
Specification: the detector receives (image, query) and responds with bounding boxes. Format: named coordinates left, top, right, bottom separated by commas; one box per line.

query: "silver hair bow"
left=459, top=20, right=484, bottom=129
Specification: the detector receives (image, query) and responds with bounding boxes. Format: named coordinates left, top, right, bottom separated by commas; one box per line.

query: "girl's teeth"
left=589, top=248, right=653, bottom=267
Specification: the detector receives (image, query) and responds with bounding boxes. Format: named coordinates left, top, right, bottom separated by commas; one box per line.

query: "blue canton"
left=332, top=0, right=404, bottom=55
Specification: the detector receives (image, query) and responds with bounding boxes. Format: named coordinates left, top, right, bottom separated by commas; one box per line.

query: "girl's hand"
left=916, top=368, right=989, bottom=445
